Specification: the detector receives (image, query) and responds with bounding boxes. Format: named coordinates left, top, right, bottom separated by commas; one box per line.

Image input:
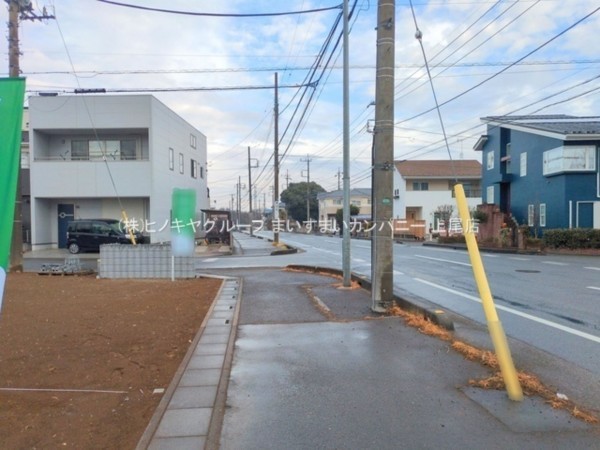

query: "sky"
left=2, top=0, right=600, bottom=210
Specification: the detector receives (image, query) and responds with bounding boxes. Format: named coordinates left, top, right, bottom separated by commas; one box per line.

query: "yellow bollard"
left=454, top=184, right=523, bottom=401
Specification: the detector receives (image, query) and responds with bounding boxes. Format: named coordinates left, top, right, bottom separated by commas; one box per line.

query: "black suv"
left=66, top=219, right=146, bottom=254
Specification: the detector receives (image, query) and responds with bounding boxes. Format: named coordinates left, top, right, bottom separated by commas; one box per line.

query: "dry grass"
left=387, top=302, right=599, bottom=425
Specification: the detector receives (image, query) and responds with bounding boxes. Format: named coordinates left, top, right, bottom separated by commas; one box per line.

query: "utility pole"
left=247, top=146, right=258, bottom=235
left=7, top=0, right=54, bottom=272
left=371, top=0, right=395, bottom=312
left=301, top=155, right=312, bottom=222
left=273, top=73, right=280, bottom=244
left=336, top=168, right=342, bottom=190
left=285, top=170, right=292, bottom=190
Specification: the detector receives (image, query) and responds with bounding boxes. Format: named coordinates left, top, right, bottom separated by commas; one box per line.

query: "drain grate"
left=515, top=269, right=540, bottom=273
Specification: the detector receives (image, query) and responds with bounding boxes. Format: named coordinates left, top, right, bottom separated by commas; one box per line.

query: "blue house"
left=474, top=115, right=600, bottom=232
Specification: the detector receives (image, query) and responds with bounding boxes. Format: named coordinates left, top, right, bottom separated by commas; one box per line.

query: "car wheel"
left=68, top=243, right=80, bottom=254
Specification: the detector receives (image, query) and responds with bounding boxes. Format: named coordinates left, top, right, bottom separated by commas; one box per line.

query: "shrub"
left=543, top=228, right=600, bottom=249
left=471, top=209, right=488, bottom=224
left=437, top=235, right=466, bottom=244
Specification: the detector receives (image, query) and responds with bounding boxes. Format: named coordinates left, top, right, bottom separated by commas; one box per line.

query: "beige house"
left=393, top=160, right=482, bottom=230
left=317, top=188, right=371, bottom=223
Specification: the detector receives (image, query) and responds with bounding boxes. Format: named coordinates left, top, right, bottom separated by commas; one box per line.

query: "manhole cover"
left=515, top=269, right=540, bottom=273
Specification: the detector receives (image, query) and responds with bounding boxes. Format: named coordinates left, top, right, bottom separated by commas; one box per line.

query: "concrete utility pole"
left=285, top=169, right=292, bottom=190
left=7, top=0, right=55, bottom=272
left=8, top=0, right=22, bottom=272
left=247, top=146, right=258, bottom=235
left=301, top=155, right=312, bottom=221
left=273, top=72, right=280, bottom=244
left=371, top=0, right=395, bottom=312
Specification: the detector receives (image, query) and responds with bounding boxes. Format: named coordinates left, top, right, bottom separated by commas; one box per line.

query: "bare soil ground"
left=0, top=273, right=222, bottom=449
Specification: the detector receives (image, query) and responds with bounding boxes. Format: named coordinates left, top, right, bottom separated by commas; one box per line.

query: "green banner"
left=0, top=78, right=26, bottom=309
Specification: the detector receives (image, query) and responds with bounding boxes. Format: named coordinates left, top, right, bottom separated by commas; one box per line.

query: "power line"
left=96, top=0, right=342, bottom=17
left=396, top=6, right=600, bottom=125
left=25, top=82, right=317, bottom=94
left=14, top=59, right=600, bottom=77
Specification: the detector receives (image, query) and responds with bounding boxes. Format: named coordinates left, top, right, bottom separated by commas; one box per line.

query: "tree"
left=280, top=182, right=325, bottom=222
left=335, top=204, right=360, bottom=231
left=435, top=204, right=454, bottom=237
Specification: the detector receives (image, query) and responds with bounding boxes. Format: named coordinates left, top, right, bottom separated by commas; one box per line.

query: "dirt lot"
left=0, top=273, right=222, bottom=449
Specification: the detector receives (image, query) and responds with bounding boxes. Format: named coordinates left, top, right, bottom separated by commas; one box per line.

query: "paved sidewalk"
left=136, top=232, right=599, bottom=449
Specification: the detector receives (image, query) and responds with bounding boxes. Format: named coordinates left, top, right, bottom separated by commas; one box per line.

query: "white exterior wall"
left=148, top=97, right=208, bottom=242
left=28, top=95, right=208, bottom=249
left=392, top=169, right=405, bottom=219
left=393, top=172, right=481, bottom=228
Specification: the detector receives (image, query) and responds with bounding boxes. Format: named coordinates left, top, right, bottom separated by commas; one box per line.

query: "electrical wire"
left=397, top=6, right=600, bottom=125
left=96, top=0, right=342, bottom=17
left=53, top=16, right=126, bottom=214
left=409, top=0, right=455, bottom=181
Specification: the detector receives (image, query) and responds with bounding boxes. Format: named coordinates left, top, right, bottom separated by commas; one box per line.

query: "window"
left=190, top=134, right=197, bottom=149
left=90, top=140, right=118, bottom=160
left=486, top=185, right=494, bottom=204
left=543, top=145, right=596, bottom=175
left=528, top=204, right=535, bottom=226
left=503, top=143, right=512, bottom=174
left=72, top=140, right=89, bottom=160
left=200, top=165, right=204, bottom=179
left=179, top=153, right=184, bottom=174
left=393, top=188, right=399, bottom=198
left=539, top=204, right=546, bottom=227
left=120, top=139, right=137, bottom=160
left=520, top=152, right=527, bottom=177
left=191, top=159, right=198, bottom=178
left=412, top=182, right=429, bottom=191
left=169, top=148, right=174, bottom=170
left=72, top=139, right=138, bottom=161
left=487, top=150, right=494, bottom=170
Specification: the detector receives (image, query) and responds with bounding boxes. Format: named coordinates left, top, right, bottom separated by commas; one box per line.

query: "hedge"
left=542, top=228, right=600, bottom=249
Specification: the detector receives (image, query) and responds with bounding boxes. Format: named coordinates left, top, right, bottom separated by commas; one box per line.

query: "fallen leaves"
left=387, top=302, right=599, bottom=425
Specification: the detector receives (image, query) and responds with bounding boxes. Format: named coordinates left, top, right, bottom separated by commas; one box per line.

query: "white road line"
left=393, top=270, right=405, bottom=276
left=587, top=286, right=600, bottom=291
left=542, top=261, right=568, bottom=266
left=585, top=267, right=600, bottom=271
left=0, top=387, right=128, bottom=394
left=354, top=258, right=367, bottom=263
left=414, top=278, right=600, bottom=344
left=415, top=255, right=471, bottom=267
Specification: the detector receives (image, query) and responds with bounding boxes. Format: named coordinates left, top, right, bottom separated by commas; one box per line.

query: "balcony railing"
left=34, top=154, right=149, bottom=162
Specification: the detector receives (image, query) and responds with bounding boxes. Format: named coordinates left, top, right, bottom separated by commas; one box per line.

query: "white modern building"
left=28, top=94, right=208, bottom=250
left=393, top=160, right=482, bottom=230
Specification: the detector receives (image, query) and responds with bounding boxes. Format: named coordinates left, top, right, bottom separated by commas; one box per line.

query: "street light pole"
left=342, top=0, right=351, bottom=287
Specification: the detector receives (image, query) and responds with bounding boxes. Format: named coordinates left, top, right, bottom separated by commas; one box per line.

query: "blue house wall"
left=481, top=124, right=600, bottom=231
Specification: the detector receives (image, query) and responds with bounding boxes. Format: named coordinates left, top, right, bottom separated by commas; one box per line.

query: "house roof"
left=394, top=160, right=481, bottom=179
left=481, top=115, right=600, bottom=141
left=317, top=188, right=371, bottom=200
